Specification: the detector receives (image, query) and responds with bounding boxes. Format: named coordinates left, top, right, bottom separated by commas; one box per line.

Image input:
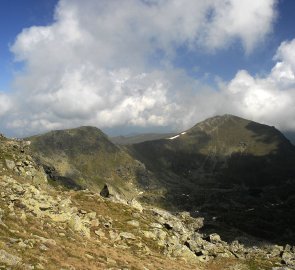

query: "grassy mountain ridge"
left=28, top=126, right=146, bottom=197
left=129, top=114, right=295, bottom=187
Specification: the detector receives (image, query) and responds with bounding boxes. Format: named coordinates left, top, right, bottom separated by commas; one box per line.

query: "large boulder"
left=5, top=159, right=15, bottom=170
left=128, top=199, right=143, bottom=212
left=68, top=215, right=90, bottom=238
left=100, top=184, right=118, bottom=198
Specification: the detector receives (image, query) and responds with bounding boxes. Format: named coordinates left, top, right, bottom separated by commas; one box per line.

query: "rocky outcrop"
left=0, top=175, right=97, bottom=239
left=0, top=137, right=48, bottom=186
left=0, top=249, right=22, bottom=266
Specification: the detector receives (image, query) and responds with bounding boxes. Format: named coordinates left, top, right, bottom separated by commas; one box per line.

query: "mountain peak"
left=192, top=114, right=249, bottom=131
left=130, top=115, right=295, bottom=243
left=28, top=125, right=143, bottom=194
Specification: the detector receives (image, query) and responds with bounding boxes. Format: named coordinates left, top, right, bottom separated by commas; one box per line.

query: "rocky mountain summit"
left=0, top=116, right=295, bottom=269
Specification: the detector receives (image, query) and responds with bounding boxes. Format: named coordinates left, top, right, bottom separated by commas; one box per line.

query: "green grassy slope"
left=28, top=126, right=145, bottom=197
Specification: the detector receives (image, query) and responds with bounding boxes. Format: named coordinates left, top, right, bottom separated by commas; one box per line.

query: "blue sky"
left=1, top=0, right=295, bottom=136
left=173, top=0, right=295, bottom=83
left=0, top=0, right=57, bottom=91
left=1, top=0, right=294, bottom=90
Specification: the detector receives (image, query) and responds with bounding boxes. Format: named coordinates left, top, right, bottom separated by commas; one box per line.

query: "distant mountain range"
left=283, top=130, right=295, bottom=145
left=110, top=132, right=176, bottom=145
left=109, top=122, right=295, bottom=146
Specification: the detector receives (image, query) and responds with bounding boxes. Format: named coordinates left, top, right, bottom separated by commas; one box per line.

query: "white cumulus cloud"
left=220, top=39, right=295, bottom=131
left=0, top=93, right=11, bottom=117
left=0, top=0, right=280, bottom=136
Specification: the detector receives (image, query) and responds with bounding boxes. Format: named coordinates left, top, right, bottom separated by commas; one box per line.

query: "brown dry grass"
left=0, top=183, right=200, bottom=270
left=0, top=176, right=276, bottom=270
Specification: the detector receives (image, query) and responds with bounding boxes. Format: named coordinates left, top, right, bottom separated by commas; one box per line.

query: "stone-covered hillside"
left=1, top=133, right=295, bottom=269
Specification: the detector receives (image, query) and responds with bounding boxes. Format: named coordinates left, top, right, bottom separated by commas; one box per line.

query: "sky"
left=1, top=0, right=295, bottom=137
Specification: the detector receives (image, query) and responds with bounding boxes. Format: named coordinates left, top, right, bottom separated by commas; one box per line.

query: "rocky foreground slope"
left=0, top=133, right=295, bottom=269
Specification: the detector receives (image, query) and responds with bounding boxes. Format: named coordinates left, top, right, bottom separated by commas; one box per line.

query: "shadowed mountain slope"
left=128, top=115, right=295, bottom=243
left=130, top=114, right=295, bottom=187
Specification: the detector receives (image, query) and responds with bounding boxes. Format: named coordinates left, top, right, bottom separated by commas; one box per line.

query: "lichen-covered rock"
left=206, top=233, right=222, bottom=244
left=68, top=215, right=90, bottom=238
left=127, top=220, right=139, bottom=227
left=0, top=249, right=22, bottom=266
left=282, top=250, right=295, bottom=266
left=171, top=245, right=197, bottom=262
left=119, top=232, right=136, bottom=240
left=5, top=159, right=15, bottom=170
left=128, top=199, right=143, bottom=212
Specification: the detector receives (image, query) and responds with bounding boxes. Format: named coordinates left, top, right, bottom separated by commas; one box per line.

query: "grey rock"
left=128, top=199, right=143, bottom=212
left=142, top=230, right=156, bottom=239
left=127, top=220, right=139, bottom=227
left=171, top=244, right=197, bottom=261
left=15, top=161, right=22, bottom=167
left=119, top=232, right=136, bottom=240
left=5, top=159, right=15, bottom=170
left=229, top=240, right=246, bottom=259
left=85, top=211, right=97, bottom=220
left=150, top=223, right=163, bottom=229
left=68, top=215, right=90, bottom=238
left=0, top=249, right=22, bottom=266
left=206, top=233, right=222, bottom=243
left=39, top=244, right=49, bottom=251
left=94, top=229, right=105, bottom=238
left=39, top=203, right=52, bottom=211
left=163, top=219, right=184, bottom=233
left=58, top=198, right=72, bottom=212
left=153, top=228, right=167, bottom=241
left=282, top=251, right=295, bottom=266
left=185, top=239, right=203, bottom=254
left=270, top=245, right=284, bottom=257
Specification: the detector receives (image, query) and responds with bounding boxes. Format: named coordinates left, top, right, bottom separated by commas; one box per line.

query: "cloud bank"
left=223, top=39, right=295, bottom=131
left=2, top=0, right=294, bottom=136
